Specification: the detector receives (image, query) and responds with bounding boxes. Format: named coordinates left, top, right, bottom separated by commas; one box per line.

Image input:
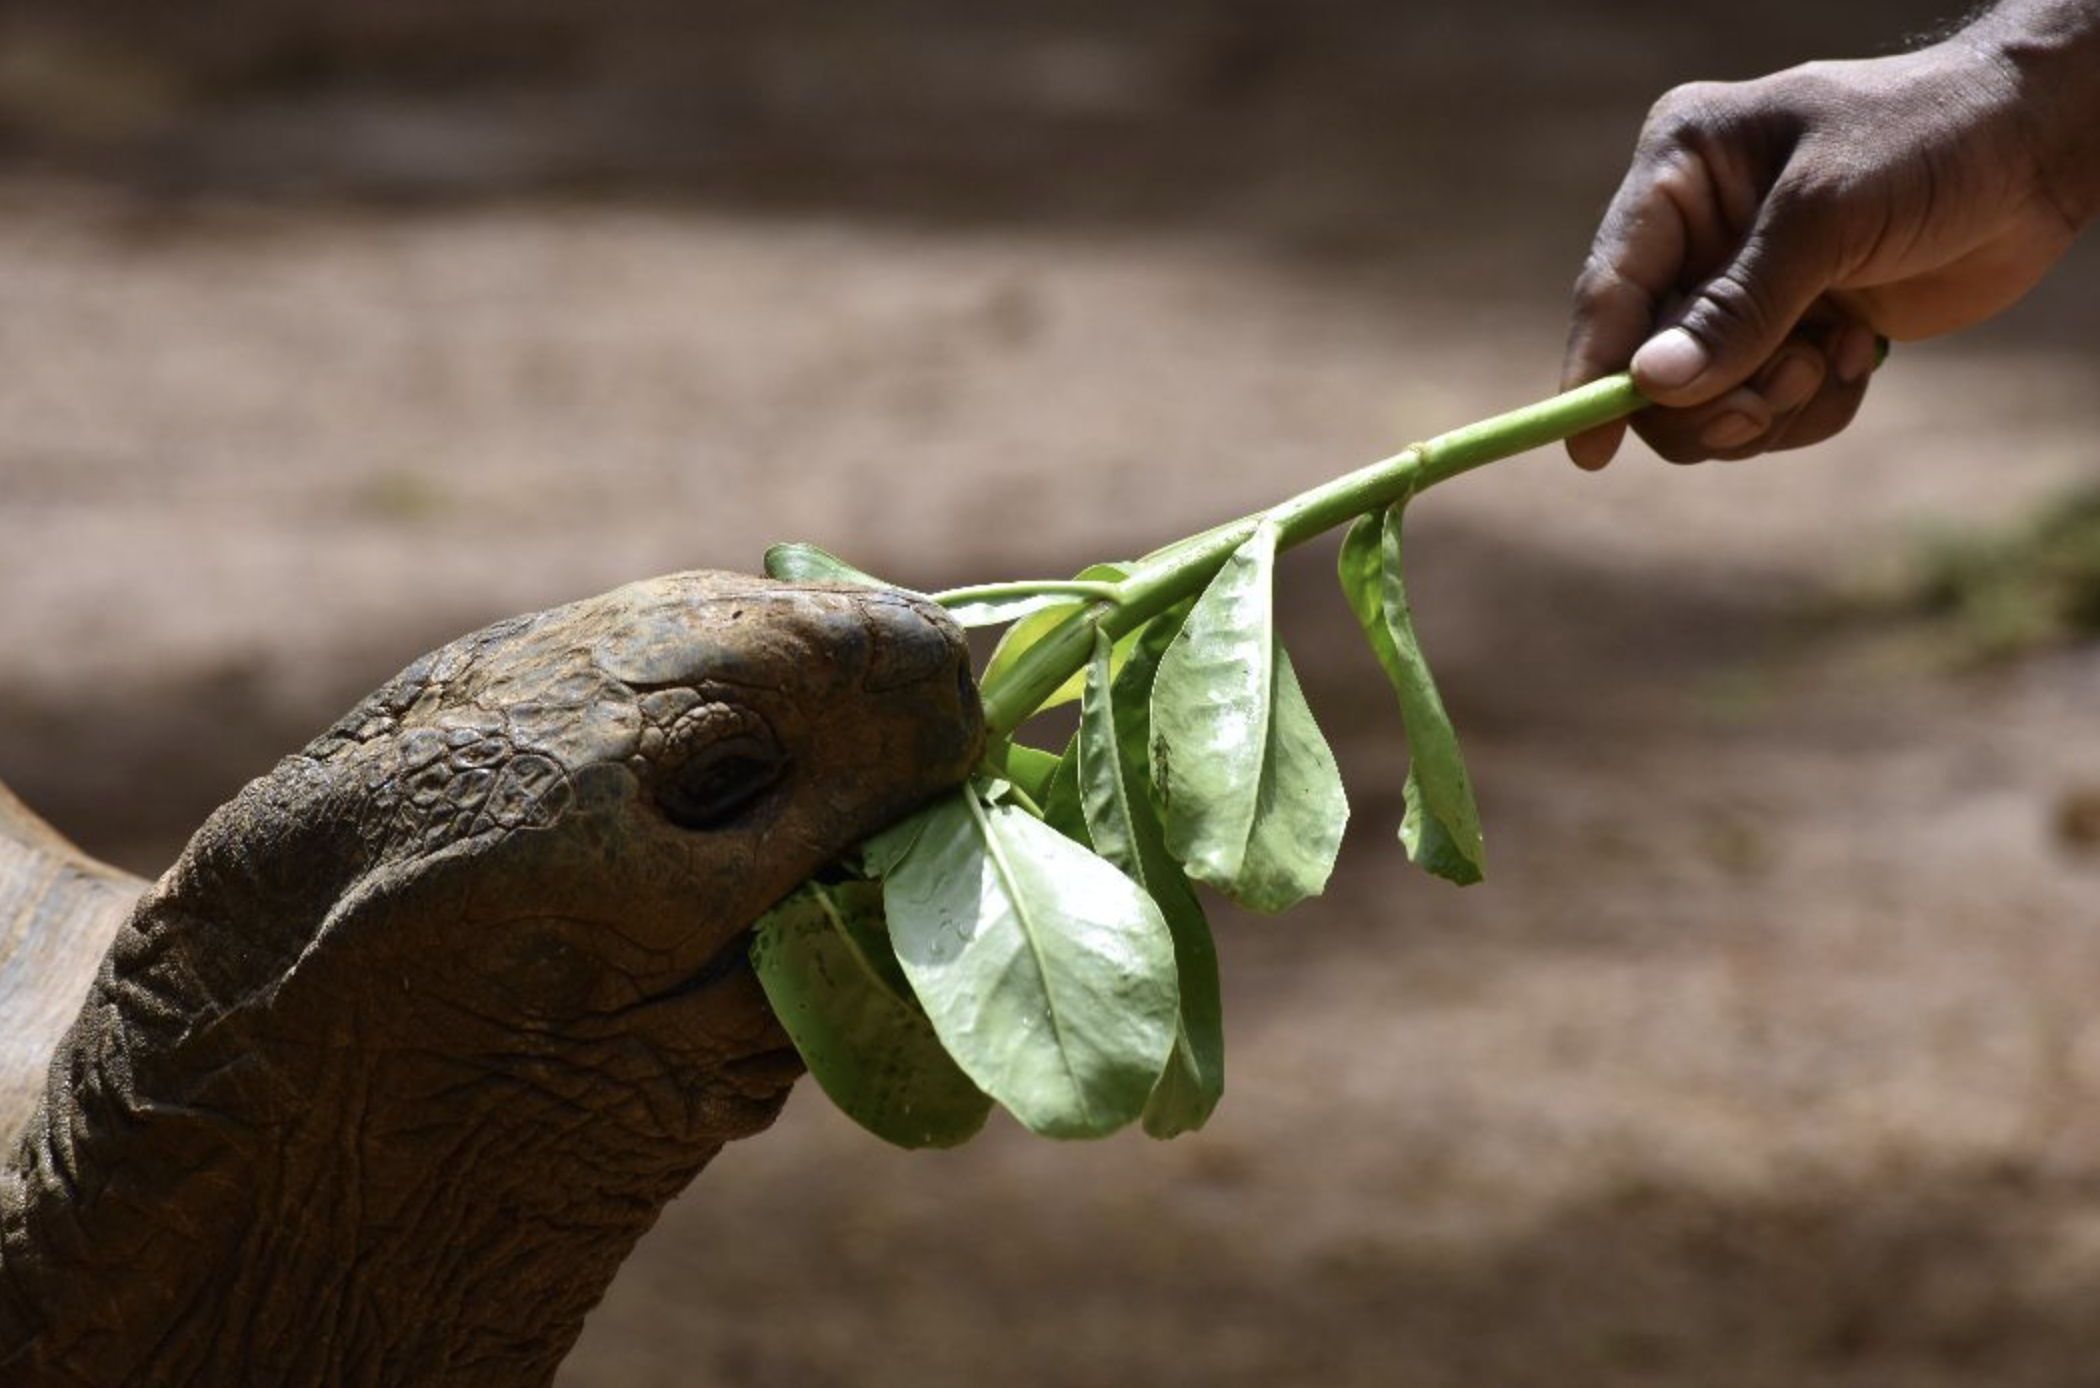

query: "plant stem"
left=978, top=372, right=1647, bottom=737
left=932, top=579, right=1125, bottom=608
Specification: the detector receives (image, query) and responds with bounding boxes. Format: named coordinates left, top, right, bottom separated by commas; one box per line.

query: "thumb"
left=1631, top=198, right=1839, bottom=406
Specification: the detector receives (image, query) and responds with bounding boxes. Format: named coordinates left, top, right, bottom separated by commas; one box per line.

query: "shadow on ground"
left=571, top=1126, right=2100, bottom=1388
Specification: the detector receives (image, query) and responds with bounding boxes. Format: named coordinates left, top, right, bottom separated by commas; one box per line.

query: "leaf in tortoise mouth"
left=750, top=879, right=991, bottom=1150
left=878, top=784, right=1180, bottom=1140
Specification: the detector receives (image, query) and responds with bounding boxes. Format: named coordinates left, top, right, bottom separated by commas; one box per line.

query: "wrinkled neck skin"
left=0, top=752, right=796, bottom=1387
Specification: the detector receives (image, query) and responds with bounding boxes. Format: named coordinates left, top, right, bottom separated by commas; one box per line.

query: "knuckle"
left=1639, top=80, right=1737, bottom=150
left=1569, top=249, right=1625, bottom=308
left=1763, top=167, right=1843, bottom=224
left=1690, top=267, right=1777, bottom=339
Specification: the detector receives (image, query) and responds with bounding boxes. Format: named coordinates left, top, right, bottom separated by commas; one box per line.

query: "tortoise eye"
left=656, top=736, right=787, bottom=830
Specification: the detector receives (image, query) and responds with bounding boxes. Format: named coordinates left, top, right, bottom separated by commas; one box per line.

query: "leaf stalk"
left=933, top=579, right=1127, bottom=608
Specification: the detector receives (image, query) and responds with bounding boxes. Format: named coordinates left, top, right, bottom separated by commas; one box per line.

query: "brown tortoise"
left=0, top=570, right=983, bottom=1387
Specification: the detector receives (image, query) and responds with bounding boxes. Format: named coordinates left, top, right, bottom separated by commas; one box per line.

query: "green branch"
left=977, top=372, right=1648, bottom=737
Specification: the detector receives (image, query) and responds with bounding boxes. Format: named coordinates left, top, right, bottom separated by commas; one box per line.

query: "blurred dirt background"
left=5, top=3, right=2100, bottom=1385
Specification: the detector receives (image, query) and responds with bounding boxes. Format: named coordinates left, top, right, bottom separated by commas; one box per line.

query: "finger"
left=1565, top=419, right=1628, bottom=471
left=1829, top=318, right=1882, bottom=387
left=1563, top=159, right=1696, bottom=395
left=1561, top=160, right=1703, bottom=471
left=1747, top=315, right=1875, bottom=453
left=1756, top=340, right=1826, bottom=416
left=1709, top=344, right=1830, bottom=459
left=1632, top=179, right=1846, bottom=407
left=1629, top=384, right=1776, bottom=464
left=1570, top=313, right=1862, bottom=470
left=1764, top=355, right=1870, bottom=453
left=1633, top=329, right=1871, bottom=463
left=1562, top=90, right=1757, bottom=394
left=1564, top=84, right=1775, bottom=469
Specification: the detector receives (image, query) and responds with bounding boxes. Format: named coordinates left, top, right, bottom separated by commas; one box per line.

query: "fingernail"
left=1762, top=352, right=1822, bottom=412
left=1633, top=327, right=1710, bottom=391
left=1699, top=412, right=1762, bottom=452
left=1834, top=326, right=1878, bottom=384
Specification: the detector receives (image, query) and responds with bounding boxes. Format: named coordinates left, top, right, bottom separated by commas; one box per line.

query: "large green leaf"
left=1081, top=609, right=1224, bottom=1137
left=979, top=563, right=1134, bottom=712
left=762, top=542, right=901, bottom=590
left=881, top=786, right=1179, bottom=1139
left=750, top=881, right=993, bottom=1149
left=1338, top=504, right=1485, bottom=885
left=1149, top=520, right=1347, bottom=913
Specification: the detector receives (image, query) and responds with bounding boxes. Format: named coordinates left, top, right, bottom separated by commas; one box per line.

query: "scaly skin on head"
left=0, top=572, right=982, bottom=1388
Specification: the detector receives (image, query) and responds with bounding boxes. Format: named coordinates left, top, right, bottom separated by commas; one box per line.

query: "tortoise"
left=0, top=570, right=983, bottom=1387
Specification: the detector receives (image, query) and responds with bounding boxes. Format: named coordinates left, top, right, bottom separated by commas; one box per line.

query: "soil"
left=3, top=4, right=2100, bottom=1385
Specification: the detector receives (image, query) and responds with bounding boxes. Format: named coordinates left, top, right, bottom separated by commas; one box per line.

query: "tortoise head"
left=2, top=571, right=982, bottom=1385
left=273, top=569, right=983, bottom=1134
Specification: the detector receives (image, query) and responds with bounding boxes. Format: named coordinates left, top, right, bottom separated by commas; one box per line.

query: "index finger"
left=1560, top=158, right=1697, bottom=466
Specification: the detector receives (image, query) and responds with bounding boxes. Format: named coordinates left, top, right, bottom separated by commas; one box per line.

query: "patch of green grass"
left=1901, top=487, right=2100, bottom=663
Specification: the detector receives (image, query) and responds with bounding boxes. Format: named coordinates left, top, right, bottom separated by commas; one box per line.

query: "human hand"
left=1563, top=15, right=2094, bottom=468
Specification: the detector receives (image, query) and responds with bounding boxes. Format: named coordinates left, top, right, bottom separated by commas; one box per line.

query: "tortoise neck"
left=2, top=904, right=700, bottom=1388
left=1, top=758, right=764, bottom=1387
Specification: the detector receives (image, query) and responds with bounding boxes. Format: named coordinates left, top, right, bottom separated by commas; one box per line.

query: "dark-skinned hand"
left=1563, top=0, right=2100, bottom=468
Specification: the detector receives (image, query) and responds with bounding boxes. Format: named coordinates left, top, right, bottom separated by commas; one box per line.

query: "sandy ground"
left=5, top=3, right=2100, bottom=1383
left=5, top=192, right=2100, bottom=1388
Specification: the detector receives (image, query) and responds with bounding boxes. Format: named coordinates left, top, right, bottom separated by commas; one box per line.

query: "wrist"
left=1961, top=0, right=2100, bottom=227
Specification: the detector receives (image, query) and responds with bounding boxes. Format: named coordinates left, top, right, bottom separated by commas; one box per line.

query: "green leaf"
left=1338, top=504, right=1485, bottom=885
left=882, top=786, right=1179, bottom=1139
left=998, top=741, right=1064, bottom=811
left=937, top=591, right=1083, bottom=628
left=980, top=564, right=1132, bottom=712
left=858, top=800, right=936, bottom=879
left=763, top=542, right=903, bottom=590
left=1149, top=520, right=1348, bottom=913
left=1039, top=732, right=1089, bottom=846
left=1082, top=606, right=1224, bottom=1137
left=750, top=881, right=992, bottom=1149
left=1078, top=627, right=1143, bottom=872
